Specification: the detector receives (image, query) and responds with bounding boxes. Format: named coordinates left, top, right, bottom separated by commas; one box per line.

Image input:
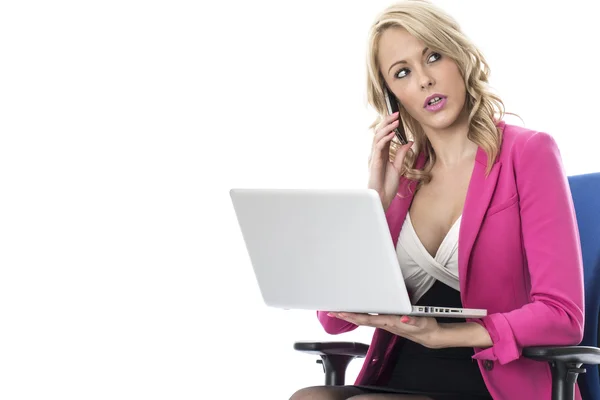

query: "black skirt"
left=354, top=280, right=493, bottom=400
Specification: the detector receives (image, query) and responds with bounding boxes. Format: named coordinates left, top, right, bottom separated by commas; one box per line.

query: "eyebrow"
left=387, top=47, right=429, bottom=74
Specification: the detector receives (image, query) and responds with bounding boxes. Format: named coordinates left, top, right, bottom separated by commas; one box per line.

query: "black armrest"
left=294, top=341, right=369, bottom=357
left=294, top=341, right=369, bottom=385
left=523, top=346, right=600, bottom=400
left=523, top=345, right=600, bottom=365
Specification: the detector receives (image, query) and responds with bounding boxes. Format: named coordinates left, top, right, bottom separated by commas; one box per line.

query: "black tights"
left=288, top=385, right=433, bottom=400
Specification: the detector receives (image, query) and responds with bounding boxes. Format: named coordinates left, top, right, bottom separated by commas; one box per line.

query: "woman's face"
left=377, top=27, right=467, bottom=131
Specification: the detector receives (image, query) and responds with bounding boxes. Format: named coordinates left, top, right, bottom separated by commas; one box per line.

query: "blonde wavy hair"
left=366, top=0, right=510, bottom=184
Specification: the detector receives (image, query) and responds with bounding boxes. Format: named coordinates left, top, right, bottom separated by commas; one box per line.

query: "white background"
left=0, top=0, right=598, bottom=399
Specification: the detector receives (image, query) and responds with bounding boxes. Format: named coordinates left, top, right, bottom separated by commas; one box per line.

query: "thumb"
left=392, top=141, right=414, bottom=172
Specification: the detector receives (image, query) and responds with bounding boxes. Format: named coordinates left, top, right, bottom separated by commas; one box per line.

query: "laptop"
left=229, top=188, right=487, bottom=318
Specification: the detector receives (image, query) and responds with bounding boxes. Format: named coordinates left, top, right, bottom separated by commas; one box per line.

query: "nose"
left=420, top=74, right=434, bottom=89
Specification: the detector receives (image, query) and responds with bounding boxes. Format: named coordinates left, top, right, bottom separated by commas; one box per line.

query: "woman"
left=289, top=1, right=584, bottom=399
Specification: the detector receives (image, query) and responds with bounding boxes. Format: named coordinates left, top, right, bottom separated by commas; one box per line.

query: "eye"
left=428, top=52, right=442, bottom=63
left=395, top=68, right=409, bottom=79
left=394, top=53, right=442, bottom=79
left=393, top=53, right=442, bottom=80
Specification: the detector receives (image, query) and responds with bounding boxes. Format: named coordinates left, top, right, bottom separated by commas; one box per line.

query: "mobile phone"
left=383, top=86, right=408, bottom=145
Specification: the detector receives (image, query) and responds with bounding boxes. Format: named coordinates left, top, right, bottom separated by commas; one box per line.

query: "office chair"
left=294, top=172, right=600, bottom=400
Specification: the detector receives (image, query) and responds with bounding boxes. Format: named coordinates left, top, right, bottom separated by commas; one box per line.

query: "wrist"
left=427, top=324, right=449, bottom=349
left=382, top=192, right=396, bottom=212
left=435, top=322, right=493, bottom=349
left=378, top=192, right=391, bottom=212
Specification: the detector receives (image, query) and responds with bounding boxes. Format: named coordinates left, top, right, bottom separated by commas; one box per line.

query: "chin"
left=423, top=114, right=461, bottom=130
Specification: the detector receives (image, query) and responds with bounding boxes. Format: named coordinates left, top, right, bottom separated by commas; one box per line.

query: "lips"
left=423, top=94, right=447, bottom=108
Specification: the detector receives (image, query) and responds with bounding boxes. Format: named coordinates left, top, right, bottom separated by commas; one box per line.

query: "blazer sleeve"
left=472, top=131, right=585, bottom=365
left=316, top=311, right=358, bottom=334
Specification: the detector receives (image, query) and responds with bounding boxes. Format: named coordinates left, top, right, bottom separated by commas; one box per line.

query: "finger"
left=369, top=133, right=395, bottom=167
left=374, top=111, right=400, bottom=131
left=399, top=315, right=429, bottom=328
left=374, top=131, right=396, bottom=152
left=336, top=312, right=369, bottom=326
left=382, top=111, right=400, bottom=125
left=373, top=119, right=400, bottom=144
left=391, top=141, right=414, bottom=171
left=342, top=313, right=396, bottom=328
left=373, top=113, right=400, bottom=142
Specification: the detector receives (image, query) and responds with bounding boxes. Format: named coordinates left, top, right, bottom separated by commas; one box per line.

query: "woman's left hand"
left=328, top=312, right=445, bottom=349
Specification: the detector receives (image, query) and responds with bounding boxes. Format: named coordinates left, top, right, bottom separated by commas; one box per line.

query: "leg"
left=349, top=395, right=433, bottom=400
left=289, top=386, right=435, bottom=400
left=289, top=385, right=366, bottom=400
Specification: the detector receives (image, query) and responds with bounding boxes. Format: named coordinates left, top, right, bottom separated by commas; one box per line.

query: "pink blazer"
left=317, top=121, right=585, bottom=399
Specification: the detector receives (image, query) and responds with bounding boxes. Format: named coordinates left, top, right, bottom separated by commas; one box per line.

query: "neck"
left=423, top=108, right=477, bottom=169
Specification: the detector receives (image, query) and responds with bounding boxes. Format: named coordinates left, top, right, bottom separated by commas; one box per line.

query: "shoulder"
left=496, top=121, right=561, bottom=165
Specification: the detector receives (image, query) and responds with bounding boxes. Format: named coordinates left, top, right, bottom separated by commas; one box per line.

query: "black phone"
left=383, top=86, right=408, bottom=145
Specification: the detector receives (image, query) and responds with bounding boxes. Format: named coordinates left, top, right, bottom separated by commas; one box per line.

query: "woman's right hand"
left=368, top=111, right=413, bottom=211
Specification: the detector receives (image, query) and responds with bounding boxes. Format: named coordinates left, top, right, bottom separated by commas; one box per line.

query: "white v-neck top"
left=396, top=212, right=461, bottom=303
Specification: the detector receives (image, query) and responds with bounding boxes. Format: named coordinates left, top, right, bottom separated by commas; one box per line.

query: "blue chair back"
left=569, top=172, right=600, bottom=400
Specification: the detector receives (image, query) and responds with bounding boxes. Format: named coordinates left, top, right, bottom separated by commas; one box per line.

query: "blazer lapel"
left=458, top=146, right=502, bottom=294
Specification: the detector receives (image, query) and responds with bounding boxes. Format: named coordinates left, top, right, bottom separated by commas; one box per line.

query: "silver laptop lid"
left=229, top=188, right=413, bottom=314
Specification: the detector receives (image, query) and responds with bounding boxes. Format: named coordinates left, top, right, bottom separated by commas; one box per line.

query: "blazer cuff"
left=471, top=313, right=521, bottom=364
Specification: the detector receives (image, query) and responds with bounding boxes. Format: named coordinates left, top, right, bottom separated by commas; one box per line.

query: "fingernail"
left=400, top=316, right=410, bottom=323
left=327, top=312, right=335, bottom=317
